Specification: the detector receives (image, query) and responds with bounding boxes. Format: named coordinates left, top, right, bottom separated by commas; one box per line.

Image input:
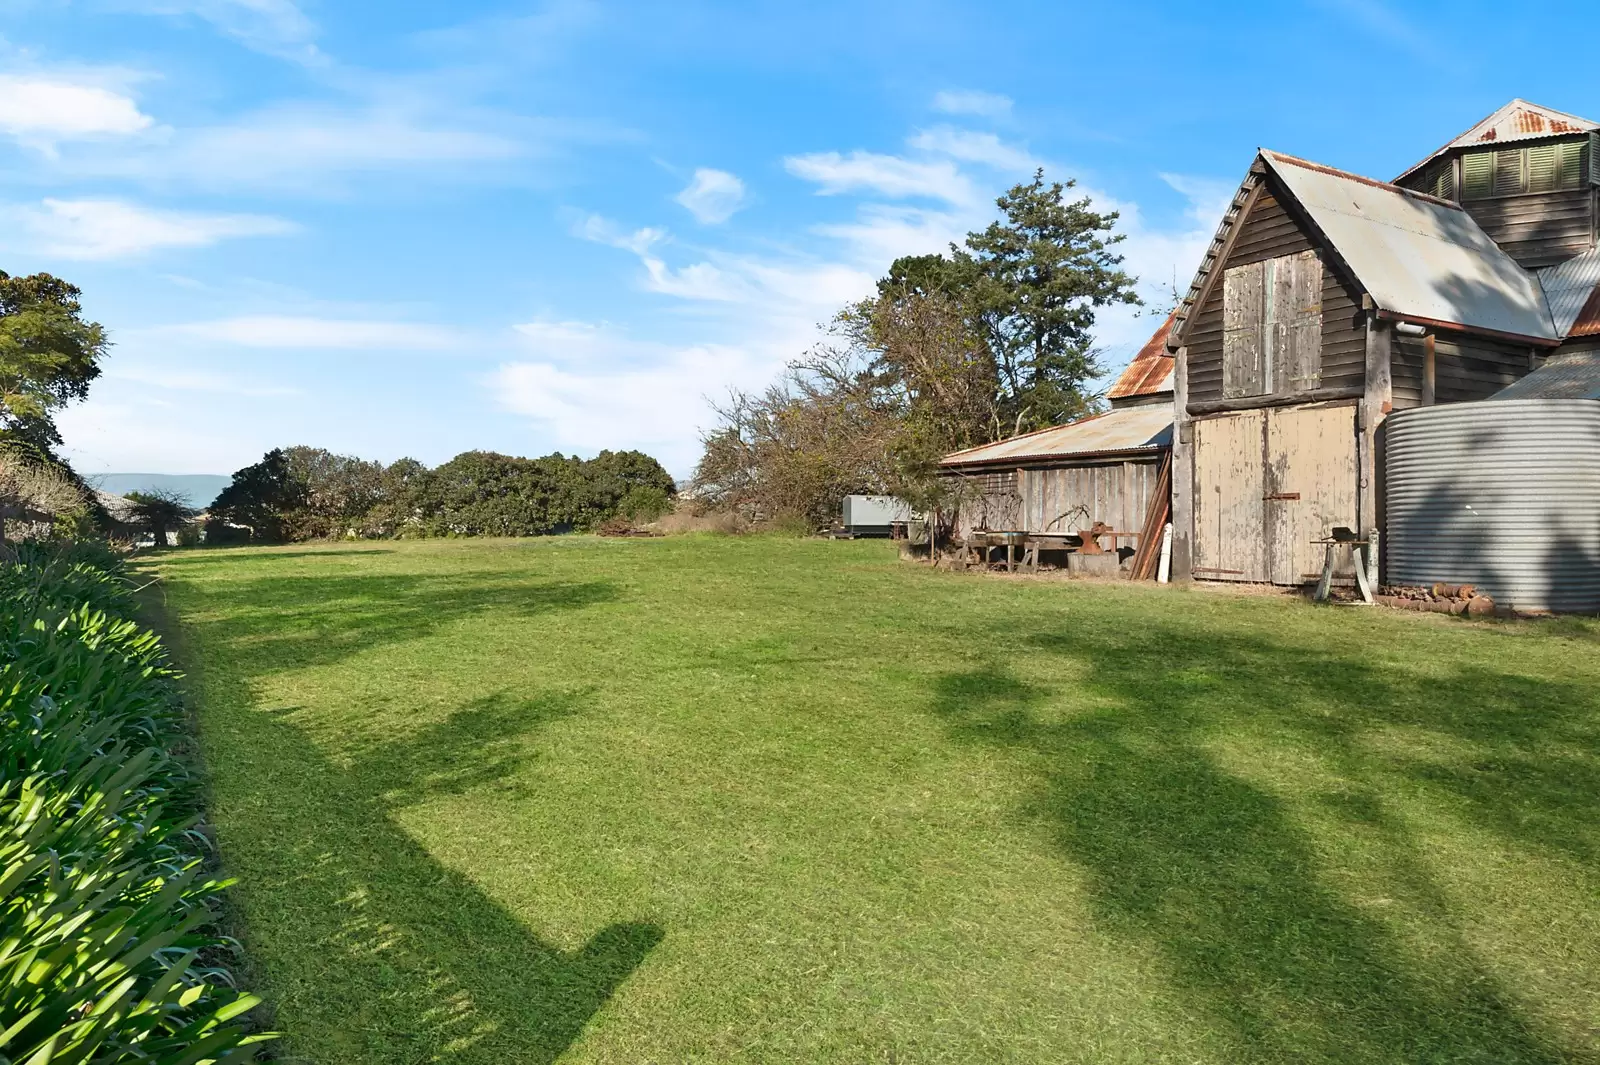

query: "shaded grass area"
left=151, top=537, right=1600, bottom=1063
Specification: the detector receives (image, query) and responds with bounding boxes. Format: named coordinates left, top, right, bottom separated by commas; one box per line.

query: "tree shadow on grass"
left=222, top=689, right=660, bottom=1064
left=171, top=571, right=620, bottom=677
left=927, top=621, right=1599, bottom=1064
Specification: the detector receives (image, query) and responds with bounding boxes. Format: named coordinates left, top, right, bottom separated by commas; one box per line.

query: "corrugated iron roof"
left=1571, top=285, right=1600, bottom=338
left=1491, top=350, right=1600, bottom=400
left=940, top=404, right=1172, bottom=468
left=1537, top=247, right=1600, bottom=336
left=1107, top=314, right=1175, bottom=399
left=1262, top=150, right=1558, bottom=342
left=1395, top=99, right=1600, bottom=183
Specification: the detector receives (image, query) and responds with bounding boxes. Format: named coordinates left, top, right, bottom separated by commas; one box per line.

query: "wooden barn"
left=1166, top=99, right=1600, bottom=586
left=941, top=315, right=1175, bottom=548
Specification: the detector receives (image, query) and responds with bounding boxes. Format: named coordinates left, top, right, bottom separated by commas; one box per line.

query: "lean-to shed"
left=941, top=315, right=1174, bottom=541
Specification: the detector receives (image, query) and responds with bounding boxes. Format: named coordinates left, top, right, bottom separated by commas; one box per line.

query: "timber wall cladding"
left=1391, top=332, right=1535, bottom=407
left=1192, top=404, right=1358, bottom=584
left=1186, top=189, right=1365, bottom=408
left=1018, top=461, right=1161, bottom=535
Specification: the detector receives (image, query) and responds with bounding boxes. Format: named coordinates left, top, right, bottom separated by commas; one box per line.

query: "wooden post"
left=1360, top=315, right=1392, bottom=569
left=1170, top=344, right=1195, bottom=582
left=1422, top=333, right=1436, bottom=406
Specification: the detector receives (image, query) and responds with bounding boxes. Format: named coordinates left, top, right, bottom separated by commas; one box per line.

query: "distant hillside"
left=88, top=474, right=232, bottom=508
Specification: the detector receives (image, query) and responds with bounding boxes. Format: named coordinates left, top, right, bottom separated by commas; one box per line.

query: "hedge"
left=0, top=542, right=272, bottom=1064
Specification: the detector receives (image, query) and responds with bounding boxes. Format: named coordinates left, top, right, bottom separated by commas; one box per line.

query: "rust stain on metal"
left=1569, top=285, right=1600, bottom=337
left=1107, top=313, right=1175, bottom=399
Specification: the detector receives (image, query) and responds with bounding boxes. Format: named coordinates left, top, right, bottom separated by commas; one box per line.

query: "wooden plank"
left=1265, top=404, right=1359, bottom=585
left=1193, top=410, right=1266, bottom=581
left=1223, top=260, right=1265, bottom=398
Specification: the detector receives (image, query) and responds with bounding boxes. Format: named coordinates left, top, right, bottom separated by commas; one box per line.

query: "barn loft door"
left=1222, top=250, right=1323, bottom=399
left=1194, top=404, right=1358, bottom=585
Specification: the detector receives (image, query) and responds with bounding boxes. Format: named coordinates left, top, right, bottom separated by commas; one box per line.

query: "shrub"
left=0, top=543, right=273, bottom=1062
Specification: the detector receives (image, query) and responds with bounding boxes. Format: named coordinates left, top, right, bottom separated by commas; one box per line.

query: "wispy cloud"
left=107, top=363, right=301, bottom=396
left=116, top=0, right=325, bottom=64
left=0, top=198, right=296, bottom=259
left=61, top=102, right=532, bottom=193
left=784, top=150, right=976, bottom=204
left=675, top=167, right=746, bottom=224
left=932, top=89, right=1013, bottom=119
left=907, top=127, right=1038, bottom=171
left=159, top=315, right=463, bottom=349
left=0, top=75, right=153, bottom=144
left=572, top=212, right=664, bottom=255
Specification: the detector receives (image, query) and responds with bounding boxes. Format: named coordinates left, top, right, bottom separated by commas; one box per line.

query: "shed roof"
left=1491, top=350, right=1600, bottom=401
left=1536, top=246, right=1600, bottom=336
left=1260, top=151, right=1557, bottom=342
left=1395, top=100, right=1599, bottom=184
left=1107, top=314, right=1174, bottom=400
left=940, top=404, right=1172, bottom=469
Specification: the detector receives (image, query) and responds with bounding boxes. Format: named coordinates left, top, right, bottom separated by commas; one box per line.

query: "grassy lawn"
left=150, top=536, right=1600, bottom=1064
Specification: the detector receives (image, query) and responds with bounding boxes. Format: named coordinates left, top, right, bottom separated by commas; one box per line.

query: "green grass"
left=149, top=536, right=1600, bottom=1064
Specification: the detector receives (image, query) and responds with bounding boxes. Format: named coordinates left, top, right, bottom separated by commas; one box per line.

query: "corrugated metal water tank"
left=1385, top=399, right=1600, bottom=613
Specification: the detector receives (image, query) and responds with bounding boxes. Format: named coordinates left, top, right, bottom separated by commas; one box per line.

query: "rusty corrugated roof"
left=1107, top=313, right=1175, bottom=399
left=1571, top=285, right=1600, bottom=338
left=940, top=404, right=1172, bottom=469
left=1395, top=99, right=1600, bottom=183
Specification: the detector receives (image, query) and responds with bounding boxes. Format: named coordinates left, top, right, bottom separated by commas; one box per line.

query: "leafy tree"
left=208, top=449, right=302, bottom=543
left=0, top=272, right=108, bottom=450
left=281, top=446, right=385, bottom=539
left=956, top=170, right=1139, bottom=432
left=367, top=457, right=431, bottom=536
left=124, top=488, right=198, bottom=547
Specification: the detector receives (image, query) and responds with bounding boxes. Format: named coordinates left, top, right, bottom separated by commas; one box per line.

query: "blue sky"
left=3, top=0, right=1594, bottom=478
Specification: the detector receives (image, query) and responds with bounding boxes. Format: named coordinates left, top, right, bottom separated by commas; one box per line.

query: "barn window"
left=1222, top=250, right=1323, bottom=399
left=1461, top=141, right=1586, bottom=199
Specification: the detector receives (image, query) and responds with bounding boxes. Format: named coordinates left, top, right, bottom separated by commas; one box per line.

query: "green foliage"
left=957, top=169, right=1140, bottom=431
left=125, top=489, right=200, bottom=547
left=207, top=449, right=302, bottom=544
left=0, top=543, right=273, bottom=1062
left=209, top=447, right=677, bottom=543
left=696, top=168, right=1140, bottom=527
left=0, top=272, right=107, bottom=450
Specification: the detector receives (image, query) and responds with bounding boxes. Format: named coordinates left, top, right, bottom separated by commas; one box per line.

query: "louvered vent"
left=1493, top=148, right=1525, bottom=195
left=1430, top=160, right=1457, bottom=200
left=1463, top=150, right=1494, bottom=198
left=1528, top=143, right=1559, bottom=192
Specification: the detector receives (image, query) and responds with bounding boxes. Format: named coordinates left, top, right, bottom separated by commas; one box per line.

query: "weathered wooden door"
left=1265, top=405, right=1358, bottom=584
left=1193, top=404, right=1358, bottom=584
left=1193, top=410, right=1267, bottom=581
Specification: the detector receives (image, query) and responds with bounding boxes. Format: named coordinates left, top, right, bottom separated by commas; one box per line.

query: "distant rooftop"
left=1106, top=313, right=1174, bottom=401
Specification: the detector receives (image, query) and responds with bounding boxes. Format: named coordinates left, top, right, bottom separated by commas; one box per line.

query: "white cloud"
left=0, top=75, right=153, bottom=143
left=675, top=168, right=746, bottom=225
left=1159, top=173, right=1238, bottom=229
left=32, top=99, right=536, bottom=194
left=120, top=0, right=324, bottom=64
left=495, top=321, right=779, bottom=472
left=932, top=90, right=1013, bottom=119
left=1, top=199, right=296, bottom=260
left=908, top=127, right=1038, bottom=172
left=572, top=213, right=664, bottom=256
left=784, top=150, right=976, bottom=205
left=155, top=105, right=525, bottom=190
left=107, top=363, right=301, bottom=396
left=160, top=316, right=463, bottom=350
